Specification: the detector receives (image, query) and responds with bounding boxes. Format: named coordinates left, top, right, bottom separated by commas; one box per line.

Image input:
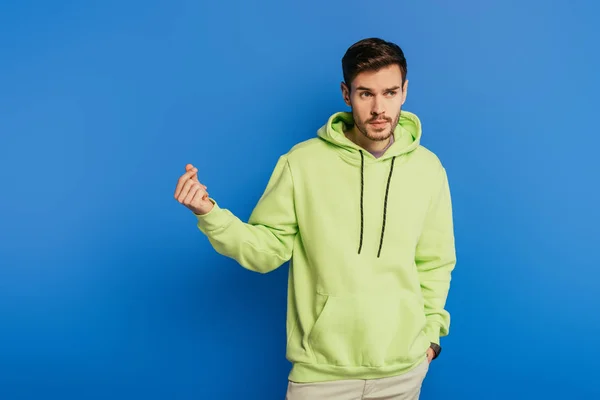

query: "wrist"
left=192, top=199, right=216, bottom=216
left=429, top=342, right=442, bottom=360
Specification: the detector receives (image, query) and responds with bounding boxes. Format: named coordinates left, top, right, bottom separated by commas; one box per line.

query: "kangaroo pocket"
left=307, top=291, right=428, bottom=367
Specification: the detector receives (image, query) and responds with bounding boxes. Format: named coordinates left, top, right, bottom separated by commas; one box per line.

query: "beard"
left=353, top=108, right=401, bottom=142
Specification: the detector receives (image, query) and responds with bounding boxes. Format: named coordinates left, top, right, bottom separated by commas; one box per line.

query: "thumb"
left=185, top=163, right=200, bottom=182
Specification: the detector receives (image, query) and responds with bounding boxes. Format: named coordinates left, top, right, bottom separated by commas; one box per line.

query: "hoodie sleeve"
left=195, top=155, right=297, bottom=274
left=415, top=165, right=457, bottom=345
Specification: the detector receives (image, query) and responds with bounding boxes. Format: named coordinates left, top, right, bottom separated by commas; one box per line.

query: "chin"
left=367, top=129, right=393, bottom=142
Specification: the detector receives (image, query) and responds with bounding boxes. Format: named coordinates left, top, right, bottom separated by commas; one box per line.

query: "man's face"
left=342, top=64, right=408, bottom=142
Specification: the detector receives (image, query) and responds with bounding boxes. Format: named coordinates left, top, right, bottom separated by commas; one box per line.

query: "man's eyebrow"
left=355, top=86, right=401, bottom=91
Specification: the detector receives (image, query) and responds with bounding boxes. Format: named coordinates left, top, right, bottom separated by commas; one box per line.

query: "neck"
left=345, top=126, right=392, bottom=154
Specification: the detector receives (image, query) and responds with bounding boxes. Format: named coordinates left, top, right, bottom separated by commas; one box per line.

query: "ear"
left=341, top=82, right=352, bottom=107
left=401, top=79, right=409, bottom=105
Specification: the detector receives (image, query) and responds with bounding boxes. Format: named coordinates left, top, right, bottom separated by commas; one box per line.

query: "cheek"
left=351, top=98, right=371, bottom=117
left=353, top=108, right=372, bottom=125
left=384, top=98, right=403, bottom=114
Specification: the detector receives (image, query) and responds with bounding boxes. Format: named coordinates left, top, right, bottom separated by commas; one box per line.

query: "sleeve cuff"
left=195, top=199, right=231, bottom=233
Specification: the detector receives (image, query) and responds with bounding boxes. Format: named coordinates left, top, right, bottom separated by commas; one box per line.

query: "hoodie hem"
left=288, top=355, right=428, bottom=383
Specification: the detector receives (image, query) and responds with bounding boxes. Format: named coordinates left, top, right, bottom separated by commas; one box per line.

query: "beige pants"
left=285, top=359, right=430, bottom=400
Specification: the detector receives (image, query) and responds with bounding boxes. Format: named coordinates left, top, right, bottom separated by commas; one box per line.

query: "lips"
left=370, top=120, right=389, bottom=127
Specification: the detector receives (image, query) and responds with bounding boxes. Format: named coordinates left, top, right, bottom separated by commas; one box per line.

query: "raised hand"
left=174, top=164, right=214, bottom=215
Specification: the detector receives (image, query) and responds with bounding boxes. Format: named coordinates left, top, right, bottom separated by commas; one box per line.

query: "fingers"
left=191, top=183, right=209, bottom=202
left=183, top=164, right=206, bottom=188
left=183, top=182, right=202, bottom=204
left=174, top=167, right=198, bottom=199
left=177, top=178, right=197, bottom=203
left=186, top=163, right=199, bottom=182
left=178, top=178, right=209, bottom=206
left=184, top=183, right=209, bottom=211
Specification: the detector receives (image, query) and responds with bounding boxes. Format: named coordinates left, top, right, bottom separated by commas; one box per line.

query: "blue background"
left=1, top=0, right=598, bottom=399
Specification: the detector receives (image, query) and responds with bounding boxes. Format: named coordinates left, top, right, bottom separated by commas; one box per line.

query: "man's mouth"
left=370, top=120, right=389, bottom=127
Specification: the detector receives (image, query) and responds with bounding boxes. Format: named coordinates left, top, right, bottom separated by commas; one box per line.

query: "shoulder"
left=406, top=145, right=450, bottom=187
left=411, top=145, right=445, bottom=168
left=281, top=137, right=329, bottom=163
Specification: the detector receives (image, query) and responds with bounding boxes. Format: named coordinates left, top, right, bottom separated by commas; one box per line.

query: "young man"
left=174, top=38, right=456, bottom=399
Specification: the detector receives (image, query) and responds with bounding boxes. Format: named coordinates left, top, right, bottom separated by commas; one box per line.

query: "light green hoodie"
left=196, top=110, right=456, bottom=383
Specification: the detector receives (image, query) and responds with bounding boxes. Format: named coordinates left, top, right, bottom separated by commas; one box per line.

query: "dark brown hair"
left=342, top=38, right=407, bottom=90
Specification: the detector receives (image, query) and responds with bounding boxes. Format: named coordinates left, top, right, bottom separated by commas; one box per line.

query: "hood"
left=317, top=110, right=422, bottom=162
left=315, top=110, right=423, bottom=258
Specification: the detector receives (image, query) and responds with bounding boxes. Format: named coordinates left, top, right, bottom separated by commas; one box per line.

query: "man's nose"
left=371, top=97, right=385, bottom=115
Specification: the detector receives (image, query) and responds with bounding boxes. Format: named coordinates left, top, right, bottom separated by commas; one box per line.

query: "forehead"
left=351, top=64, right=403, bottom=90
